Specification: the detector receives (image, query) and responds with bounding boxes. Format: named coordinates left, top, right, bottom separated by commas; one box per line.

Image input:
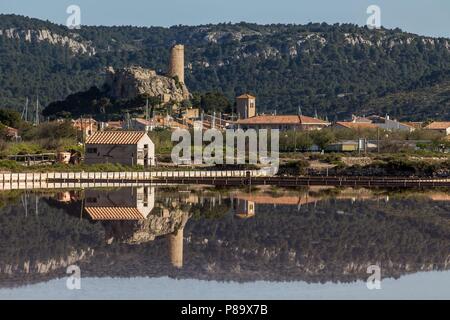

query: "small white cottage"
left=85, top=131, right=155, bottom=166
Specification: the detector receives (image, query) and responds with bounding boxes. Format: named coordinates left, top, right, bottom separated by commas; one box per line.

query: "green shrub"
left=278, top=160, right=310, bottom=176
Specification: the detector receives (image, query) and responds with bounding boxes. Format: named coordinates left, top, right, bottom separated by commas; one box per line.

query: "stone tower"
left=236, top=94, right=256, bottom=119
left=168, top=44, right=185, bottom=84
left=168, top=228, right=184, bottom=268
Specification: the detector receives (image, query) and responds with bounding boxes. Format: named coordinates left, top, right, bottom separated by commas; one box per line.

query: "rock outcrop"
left=0, top=248, right=94, bottom=275
left=0, top=28, right=96, bottom=56
left=105, top=66, right=190, bottom=103
left=103, top=209, right=190, bottom=245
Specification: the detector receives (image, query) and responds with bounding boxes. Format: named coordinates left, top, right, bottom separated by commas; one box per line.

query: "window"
left=86, top=147, right=97, bottom=154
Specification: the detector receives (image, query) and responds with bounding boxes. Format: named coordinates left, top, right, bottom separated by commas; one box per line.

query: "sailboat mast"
left=35, top=95, right=40, bottom=126
left=21, top=97, right=29, bottom=121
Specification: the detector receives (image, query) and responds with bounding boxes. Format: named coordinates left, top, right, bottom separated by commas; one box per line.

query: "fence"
left=0, top=169, right=273, bottom=183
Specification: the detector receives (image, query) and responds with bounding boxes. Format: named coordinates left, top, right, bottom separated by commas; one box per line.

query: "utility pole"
left=126, top=111, right=131, bottom=129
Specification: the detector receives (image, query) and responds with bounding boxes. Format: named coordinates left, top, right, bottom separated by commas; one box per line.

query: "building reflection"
left=234, top=199, right=255, bottom=219
left=231, top=187, right=395, bottom=218
left=1, top=186, right=449, bottom=286
left=84, top=187, right=155, bottom=220
left=56, top=187, right=190, bottom=269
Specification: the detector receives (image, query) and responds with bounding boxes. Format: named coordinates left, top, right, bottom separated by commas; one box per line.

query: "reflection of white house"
left=84, top=187, right=155, bottom=220
left=85, top=131, right=155, bottom=166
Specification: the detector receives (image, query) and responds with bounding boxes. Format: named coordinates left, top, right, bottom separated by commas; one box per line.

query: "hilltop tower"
left=236, top=93, right=256, bottom=119
left=168, top=44, right=185, bottom=84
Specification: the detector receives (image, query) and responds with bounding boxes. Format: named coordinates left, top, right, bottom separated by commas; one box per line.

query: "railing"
left=0, top=169, right=271, bottom=183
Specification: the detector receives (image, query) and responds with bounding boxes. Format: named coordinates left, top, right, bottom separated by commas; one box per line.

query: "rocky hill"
left=105, top=66, right=190, bottom=102
left=1, top=14, right=450, bottom=119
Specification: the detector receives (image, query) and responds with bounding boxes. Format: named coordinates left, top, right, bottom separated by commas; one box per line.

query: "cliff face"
left=105, top=66, right=190, bottom=102
left=0, top=28, right=96, bottom=56
left=0, top=248, right=93, bottom=275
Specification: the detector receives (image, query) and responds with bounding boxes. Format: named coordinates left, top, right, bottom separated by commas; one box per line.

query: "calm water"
left=0, top=185, right=449, bottom=299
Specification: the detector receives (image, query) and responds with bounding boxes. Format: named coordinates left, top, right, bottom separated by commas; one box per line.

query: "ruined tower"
left=168, top=228, right=184, bottom=268
left=168, top=44, right=185, bottom=84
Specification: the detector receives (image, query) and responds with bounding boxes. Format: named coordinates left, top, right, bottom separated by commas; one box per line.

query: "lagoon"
left=0, top=185, right=449, bottom=299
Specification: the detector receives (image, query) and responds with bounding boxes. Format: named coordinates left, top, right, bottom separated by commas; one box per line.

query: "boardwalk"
left=0, top=170, right=449, bottom=190
left=0, top=171, right=450, bottom=190
left=85, top=176, right=450, bottom=188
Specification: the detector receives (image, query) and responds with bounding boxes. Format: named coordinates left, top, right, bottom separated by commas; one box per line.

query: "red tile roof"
left=85, top=207, right=145, bottom=220
left=237, top=94, right=256, bottom=99
left=85, top=131, right=147, bottom=144
left=236, top=115, right=329, bottom=125
left=335, top=122, right=378, bottom=129
left=425, top=121, right=450, bottom=130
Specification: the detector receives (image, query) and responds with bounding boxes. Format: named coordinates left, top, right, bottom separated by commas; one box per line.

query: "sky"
left=0, top=0, right=450, bottom=38
left=1, top=271, right=450, bottom=299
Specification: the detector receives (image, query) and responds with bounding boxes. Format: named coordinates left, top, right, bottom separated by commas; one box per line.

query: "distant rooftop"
left=236, top=115, right=329, bottom=125
left=335, top=121, right=378, bottom=129
left=236, top=93, right=256, bottom=99
left=425, top=121, right=450, bottom=130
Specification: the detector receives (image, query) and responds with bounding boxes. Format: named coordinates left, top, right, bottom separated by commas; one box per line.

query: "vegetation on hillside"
left=1, top=14, right=450, bottom=120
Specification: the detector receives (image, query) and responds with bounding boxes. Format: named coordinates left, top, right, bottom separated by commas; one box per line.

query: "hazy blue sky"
left=1, top=272, right=450, bottom=299
left=1, top=0, right=449, bottom=38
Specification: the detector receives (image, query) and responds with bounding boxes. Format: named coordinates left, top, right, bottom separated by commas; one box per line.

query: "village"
left=1, top=1, right=450, bottom=304
left=0, top=44, right=449, bottom=173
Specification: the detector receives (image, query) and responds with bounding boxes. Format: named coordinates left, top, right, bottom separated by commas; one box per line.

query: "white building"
left=85, top=131, right=155, bottom=166
left=369, top=115, right=415, bottom=132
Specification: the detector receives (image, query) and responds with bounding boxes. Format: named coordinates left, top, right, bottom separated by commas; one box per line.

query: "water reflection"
left=54, top=187, right=188, bottom=268
left=0, top=186, right=449, bottom=292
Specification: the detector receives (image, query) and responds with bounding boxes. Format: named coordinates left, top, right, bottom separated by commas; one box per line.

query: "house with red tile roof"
left=235, top=114, right=330, bottom=131
left=425, top=121, right=450, bottom=135
left=333, top=121, right=378, bottom=130
left=85, top=131, right=155, bottom=166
